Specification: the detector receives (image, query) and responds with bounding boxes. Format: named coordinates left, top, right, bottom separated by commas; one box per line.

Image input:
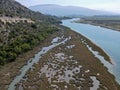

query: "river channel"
left=62, top=18, right=120, bottom=84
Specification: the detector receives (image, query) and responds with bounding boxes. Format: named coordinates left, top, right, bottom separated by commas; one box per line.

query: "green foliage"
left=31, top=24, right=37, bottom=29
left=0, top=0, right=60, bottom=66
left=0, top=20, right=58, bottom=65
left=0, top=56, right=5, bottom=65
left=0, top=51, right=7, bottom=57
left=0, top=0, right=61, bottom=24
left=30, top=39, right=38, bottom=46
left=14, top=46, right=22, bottom=54
left=37, top=34, right=45, bottom=41
left=8, top=52, right=17, bottom=62
left=21, top=43, right=31, bottom=52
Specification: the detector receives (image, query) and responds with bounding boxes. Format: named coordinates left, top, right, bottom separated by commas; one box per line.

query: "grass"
left=0, top=30, right=61, bottom=90
left=15, top=26, right=120, bottom=90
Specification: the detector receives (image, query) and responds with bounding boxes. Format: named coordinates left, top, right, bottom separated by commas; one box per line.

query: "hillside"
left=0, top=0, right=60, bottom=65
left=29, top=4, right=117, bottom=16
left=0, top=0, right=60, bottom=23
left=0, top=1, right=120, bottom=90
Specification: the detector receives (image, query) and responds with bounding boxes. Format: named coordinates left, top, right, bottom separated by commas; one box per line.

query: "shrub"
left=21, top=43, right=31, bottom=52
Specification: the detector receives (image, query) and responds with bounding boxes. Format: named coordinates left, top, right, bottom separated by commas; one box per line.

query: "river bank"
left=0, top=29, right=62, bottom=90
left=63, top=18, right=120, bottom=85
left=0, top=24, right=120, bottom=90
left=76, top=19, right=120, bottom=32
left=13, top=25, right=120, bottom=90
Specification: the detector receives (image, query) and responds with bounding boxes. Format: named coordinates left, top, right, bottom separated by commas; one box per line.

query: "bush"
left=0, top=56, right=5, bottom=65
left=0, top=51, right=7, bottom=57
left=21, top=43, right=31, bottom=52
left=8, top=52, right=17, bottom=62
left=14, top=46, right=22, bottom=54
left=0, top=19, right=58, bottom=66
left=37, top=34, right=45, bottom=41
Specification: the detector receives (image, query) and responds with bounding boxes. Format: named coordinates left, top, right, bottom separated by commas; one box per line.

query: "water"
left=90, top=76, right=100, bottom=90
left=8, top=36, right=71, bottom=90
left=62, top=18, right=120, bottom=84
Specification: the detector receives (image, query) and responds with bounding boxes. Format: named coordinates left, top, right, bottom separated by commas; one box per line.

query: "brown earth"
left=0, top=30, right=61, bottom=90
left=0, top=25, right=120, bottom=90
left=14, top=26, right=120, bottom=90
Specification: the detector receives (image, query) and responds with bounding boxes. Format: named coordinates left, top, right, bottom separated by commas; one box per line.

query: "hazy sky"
left=16, top=0, right=120, bottom=13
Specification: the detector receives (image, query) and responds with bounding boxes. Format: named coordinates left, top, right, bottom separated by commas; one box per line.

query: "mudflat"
left=0, top=25, right=120, bottom=90
left=77, top=18, right=120, bottom=32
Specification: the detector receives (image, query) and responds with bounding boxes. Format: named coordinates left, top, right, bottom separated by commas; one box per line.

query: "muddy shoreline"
left=77, top=20, right=120, bottom=32
left=0, top=25, right=120, bottom=90
left=0, top=30, right=62, bottom=90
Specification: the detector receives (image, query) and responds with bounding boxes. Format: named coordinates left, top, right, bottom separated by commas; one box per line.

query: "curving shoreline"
left=16, top=25, right=120, bottom=90
left=0, top=25, right=120, bottom=90
left=76, top=19, right=120, bottom=32
left=71, top=29, right=113, bottom=64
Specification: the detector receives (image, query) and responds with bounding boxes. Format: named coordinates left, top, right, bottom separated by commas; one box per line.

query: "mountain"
left=0, top=0, right=41, bottom=18
left=29, top=4, right=117, bottom=16
left=0, top=0, right=60, bottom=23
left=0, top=0, right=60, bottom=65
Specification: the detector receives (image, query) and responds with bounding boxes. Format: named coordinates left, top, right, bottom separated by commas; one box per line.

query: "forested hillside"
left=0, top=0, right=60, bottom=23
left=0, top=0, right=60, bottom=65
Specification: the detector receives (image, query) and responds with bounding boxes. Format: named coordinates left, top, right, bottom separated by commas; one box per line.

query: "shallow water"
left=8, top=36, right=71, bottom=90
left=90, top=76, right=100, bottom=90
left=62, top=18, right=120, bottom=84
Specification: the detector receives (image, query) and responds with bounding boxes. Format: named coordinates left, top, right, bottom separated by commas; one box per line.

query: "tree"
left=0, top=56, right=5, bottom=65
left=37, top=34, right=45, bottom=41
left=0, top=51, right=7, bottom=57
left=14, top=46, right=22, bottom=54
left=31, top=24, right=37, bottom=29
left=8, top=52, right=17, bottom=62
left=21, top=43, right=31, bottom=52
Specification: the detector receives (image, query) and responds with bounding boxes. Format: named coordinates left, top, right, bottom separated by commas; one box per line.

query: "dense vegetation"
left=0, top=0, right=61, bottom=24
left=0, top=20, right=59, bottom=65
left=0, top=0, right=61, bottom=65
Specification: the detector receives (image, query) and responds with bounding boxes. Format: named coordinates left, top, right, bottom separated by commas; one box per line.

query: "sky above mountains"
left=16, top=0, right=120, bottom=13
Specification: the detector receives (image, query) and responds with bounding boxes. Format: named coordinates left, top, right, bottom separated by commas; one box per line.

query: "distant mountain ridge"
left=0, top=0, right=60, bottom=23
left=29, top=4, right=117, bottom=16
